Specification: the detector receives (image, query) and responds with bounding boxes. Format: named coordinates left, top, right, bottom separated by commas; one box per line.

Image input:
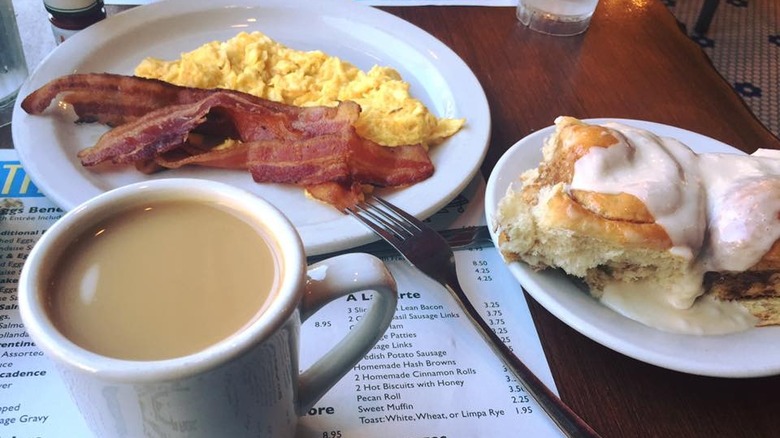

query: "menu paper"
left=0, top=149, right=561, bottom=437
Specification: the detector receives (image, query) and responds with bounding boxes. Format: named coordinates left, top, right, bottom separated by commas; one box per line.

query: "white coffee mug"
left=18, top=178, right=397, bottom=438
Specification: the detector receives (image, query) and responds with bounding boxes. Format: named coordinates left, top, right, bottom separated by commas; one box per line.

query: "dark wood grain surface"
left=381, top=3, right=780, bottom=438
left=14, top=2, right=780, bottom=437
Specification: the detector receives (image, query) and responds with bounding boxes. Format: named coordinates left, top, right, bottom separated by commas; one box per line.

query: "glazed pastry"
left=699, top=152, right=780, bottom=326
left=495, top=117, right=780, bottom=333
left=496, top=116, right=704, bottom=297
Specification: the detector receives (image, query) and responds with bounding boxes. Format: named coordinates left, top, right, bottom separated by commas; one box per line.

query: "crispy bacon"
left=76, top=98, right=208, bottom=166
left=21, top=73, right=292, bottom=126
left=248, top=131, right=433, bottom=187
left=154, top=142, right=250, bottom=170
left=306, top=182, right=367, bottom=212
left=74, top=91, right=360, bottom=167
left=348, top=136, right=435, bottom=187
left=249, top=134, right=352, bottom=185
left=21, top=73, right=436, bottom=210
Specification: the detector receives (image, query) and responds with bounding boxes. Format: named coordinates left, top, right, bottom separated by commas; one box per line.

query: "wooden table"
left=12, top=2, right=780, bottom=437
left=383, top=2, right=780, bottom=438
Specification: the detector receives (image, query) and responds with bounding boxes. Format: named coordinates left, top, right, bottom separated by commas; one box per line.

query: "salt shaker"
left=44, top=0, right=106, bottom=44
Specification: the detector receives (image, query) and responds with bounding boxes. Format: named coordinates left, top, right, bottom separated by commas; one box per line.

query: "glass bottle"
left=44, top=0, right=106, bottom=44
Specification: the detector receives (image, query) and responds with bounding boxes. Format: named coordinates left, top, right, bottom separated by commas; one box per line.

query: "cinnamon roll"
left=495, top=117, right=780, bottom=334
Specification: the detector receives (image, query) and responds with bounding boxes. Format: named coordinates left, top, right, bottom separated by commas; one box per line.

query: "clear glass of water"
left=0, top=0, right=28, bottom=125
left=517, top=0, right=600, bottom=36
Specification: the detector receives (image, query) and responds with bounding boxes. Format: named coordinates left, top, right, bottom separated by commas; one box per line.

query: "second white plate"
left=484, top=119, right=780, bottom=378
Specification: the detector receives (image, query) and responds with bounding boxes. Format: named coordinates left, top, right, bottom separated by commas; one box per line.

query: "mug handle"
left=297, top=252, right=398, bottom=413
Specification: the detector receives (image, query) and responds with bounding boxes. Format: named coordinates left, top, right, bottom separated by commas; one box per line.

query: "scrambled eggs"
left=134, top=31, right=464, bottom=147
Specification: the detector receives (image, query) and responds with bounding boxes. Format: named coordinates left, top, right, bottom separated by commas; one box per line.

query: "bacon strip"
left=21, top=73, right=436, bottom=210
left=75, top=91, right=360, bottom=167
left=306, top=182, right=366, bottom=212
left=248, top=132, right=355, bottom=185
left=348, top=137, right=435, bottom=187
left=21, top=73, right=291, bottom=126
left=248, top=131, right=433, bottom=187
left=76, top=97, right=209, bottom=166
left=154, top=142, right=250, bottom=170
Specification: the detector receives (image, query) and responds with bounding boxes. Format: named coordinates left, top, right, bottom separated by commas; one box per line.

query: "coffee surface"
left=48, top=200, right=278, bottom=360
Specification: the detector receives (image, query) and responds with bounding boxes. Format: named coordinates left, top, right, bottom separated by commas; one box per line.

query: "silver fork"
left=345, top=196, right=600, bottom=438
left=308, top=226, right=492, bottom=263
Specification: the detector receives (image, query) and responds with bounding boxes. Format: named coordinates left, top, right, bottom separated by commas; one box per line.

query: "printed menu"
left=0, top=149, right=562, bottom=437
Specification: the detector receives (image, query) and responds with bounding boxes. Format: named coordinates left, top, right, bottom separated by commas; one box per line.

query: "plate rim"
left=12, top=0, right=491, bottom=256
left=484, top=118, right=780, bottom=378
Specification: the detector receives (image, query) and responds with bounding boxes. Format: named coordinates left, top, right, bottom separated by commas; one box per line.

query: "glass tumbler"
left=517, top=0, right=600, bottom=36
left=0, top=0, right=28, bottom=119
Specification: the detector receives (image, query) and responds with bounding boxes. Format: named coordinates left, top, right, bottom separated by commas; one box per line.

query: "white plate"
left=485, top=119, right=780, bottom=378
left=12, top=0, right=490, bottom=256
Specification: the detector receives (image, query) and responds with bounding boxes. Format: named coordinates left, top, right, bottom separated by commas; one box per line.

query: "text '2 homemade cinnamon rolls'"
left=495, top=117, right=780, bottom=335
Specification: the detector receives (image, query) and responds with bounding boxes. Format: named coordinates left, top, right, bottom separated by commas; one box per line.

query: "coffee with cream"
left=47, top=200, right=279, bottom=361
left=19, top=178, right=399, bottom=438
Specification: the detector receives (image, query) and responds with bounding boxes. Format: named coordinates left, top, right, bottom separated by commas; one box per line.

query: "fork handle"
left=443, top=274, right=601, bottom=438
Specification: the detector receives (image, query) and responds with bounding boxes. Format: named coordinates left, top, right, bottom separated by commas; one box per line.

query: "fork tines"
left=345, top=196, right=422, bottom=241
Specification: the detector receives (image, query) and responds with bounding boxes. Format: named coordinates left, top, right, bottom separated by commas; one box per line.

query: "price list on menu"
left=0, top=150, right=561, bottom=438
left=296, top=249, right=559, bottom=437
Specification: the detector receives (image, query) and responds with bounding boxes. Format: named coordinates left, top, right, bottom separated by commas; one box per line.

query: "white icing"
left=570, top=124, right=705, bottom=258
left=699, top=152, right=780, bottom=271
left=601, top=279, right=758, bottom=335
left=568, top=122, right=780, bottom=334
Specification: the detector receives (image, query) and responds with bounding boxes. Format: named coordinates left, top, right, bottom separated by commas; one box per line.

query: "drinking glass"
left=517, top=0, right=600, bottom=36
left=0, top=0, right=28, bottom=125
